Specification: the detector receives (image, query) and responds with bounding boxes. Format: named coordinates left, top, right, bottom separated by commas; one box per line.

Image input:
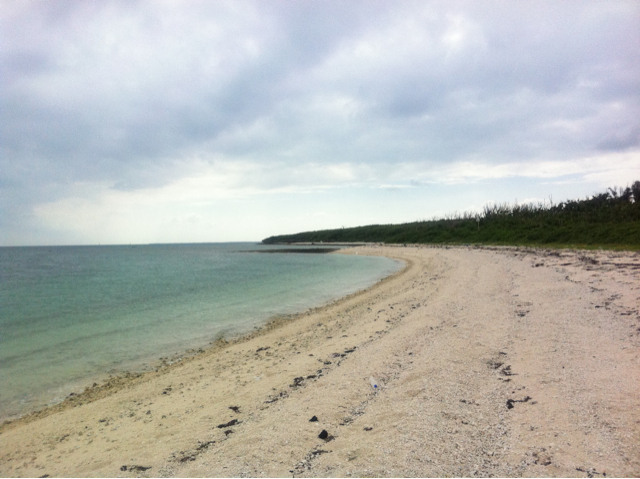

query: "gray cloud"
left=1, top=0, right=639, bottom=244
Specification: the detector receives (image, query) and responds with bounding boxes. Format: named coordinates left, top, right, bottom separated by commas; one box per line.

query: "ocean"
left=0, top=243, right=401, bottom=421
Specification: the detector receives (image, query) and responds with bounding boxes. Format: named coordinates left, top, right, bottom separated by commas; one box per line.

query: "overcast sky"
left=2, top=0, right=639, bottom=245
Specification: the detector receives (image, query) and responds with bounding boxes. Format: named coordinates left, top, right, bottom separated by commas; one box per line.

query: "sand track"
left=1, top=245, right=638, bottom=477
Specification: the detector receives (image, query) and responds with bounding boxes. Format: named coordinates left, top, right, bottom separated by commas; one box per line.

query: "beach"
left=1, top=245, right=639, bottom=477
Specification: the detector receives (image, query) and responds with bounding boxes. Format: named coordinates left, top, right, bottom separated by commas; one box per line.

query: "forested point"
left=263, top=181, right=640, bottom=250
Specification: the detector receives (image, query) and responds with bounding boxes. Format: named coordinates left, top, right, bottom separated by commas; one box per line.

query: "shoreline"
left=0, top=248, right=408, bottom=429
left=1, top=244, right=638, bottom=477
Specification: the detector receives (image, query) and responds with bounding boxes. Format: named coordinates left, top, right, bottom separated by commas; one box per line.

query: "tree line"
left=263, top=181, right=640, bottom=249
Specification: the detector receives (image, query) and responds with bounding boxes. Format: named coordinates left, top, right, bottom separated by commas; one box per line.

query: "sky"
left=1, top=0, right=639, bottom=246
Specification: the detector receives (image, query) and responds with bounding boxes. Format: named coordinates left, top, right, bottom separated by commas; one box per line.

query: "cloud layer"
left=2, top=0, right=639, bottom=244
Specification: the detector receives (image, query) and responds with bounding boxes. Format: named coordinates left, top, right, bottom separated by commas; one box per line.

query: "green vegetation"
left=263, top=181, right=640, bottom=249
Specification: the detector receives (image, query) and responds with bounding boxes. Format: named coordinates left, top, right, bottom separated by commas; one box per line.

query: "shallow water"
left=0, top=243, right=401, bottom=420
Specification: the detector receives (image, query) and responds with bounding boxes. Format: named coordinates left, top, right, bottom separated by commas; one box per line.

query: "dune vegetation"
left=263, top=181, right=640, bottom=249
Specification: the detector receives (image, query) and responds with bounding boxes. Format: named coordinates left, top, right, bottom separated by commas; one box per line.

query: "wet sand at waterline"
left=1, top=245, right=639, bottom=477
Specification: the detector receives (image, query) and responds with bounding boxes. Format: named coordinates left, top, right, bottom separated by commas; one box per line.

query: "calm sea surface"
left=0, top=243, right=401, bottom=421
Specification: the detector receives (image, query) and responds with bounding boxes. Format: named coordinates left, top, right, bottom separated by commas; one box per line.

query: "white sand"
left=1, top=245, right=639, bottom=477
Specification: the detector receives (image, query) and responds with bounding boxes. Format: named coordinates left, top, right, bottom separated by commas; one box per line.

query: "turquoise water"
left=0, top=243, right=401, bottom=421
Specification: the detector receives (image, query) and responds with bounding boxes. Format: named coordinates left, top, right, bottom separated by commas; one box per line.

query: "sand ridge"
left=0, top=245, right=638, bottom=477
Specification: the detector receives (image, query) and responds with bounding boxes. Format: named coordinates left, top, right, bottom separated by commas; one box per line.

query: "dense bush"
left=263, top=181, right=640, bottom=249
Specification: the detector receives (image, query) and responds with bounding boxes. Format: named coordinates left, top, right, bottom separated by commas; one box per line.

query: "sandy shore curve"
left=1, top=245, right=638, bottom=477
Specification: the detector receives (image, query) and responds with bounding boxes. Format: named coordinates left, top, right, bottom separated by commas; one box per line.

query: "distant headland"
left=263, top=181, right=640, bottom=250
